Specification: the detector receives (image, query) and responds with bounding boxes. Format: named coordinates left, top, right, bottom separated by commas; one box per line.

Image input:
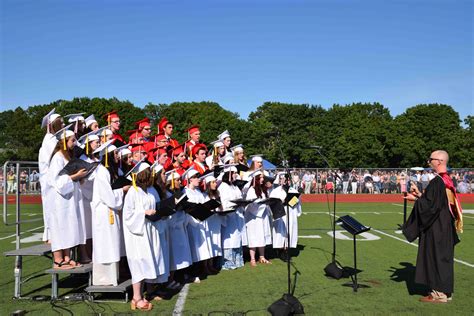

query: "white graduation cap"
left=94, top=125, right=113, bottom=137
left=250, top=154, right=263, bottom=163
left=217, top=130, right=230, bottom=141
left=54, top=124, right=74, bottom=140
left=199, top=172, right=217, bottom=184
left=222, top=163, right=238, bottom=173
left=107, top=144, right=117, bottom=153
left=84, top=114, right=97, bottom=128
left=115, top=144, right=131, bottom=157
left=181, top=166, right=199, bottom=180
left=65, top=113, right=86, bottom=123
left=93, top=139, right=115, bottom=155
left=222, top=153, right=234, bottom=164
left=150, top=161, right=164, bottom=174
left=41, top=108, right=61, bottom=129
left=230, top=144, right=244, bottom=153
left=247, top=168, right=263, bottom=179
left=165, top=169, right=181, bottom=182
left=274, top=172, right=286, bottom=184
left=125, top=157, right=149, bottom=178
left=77, top=130, right=100, bottom=146
left=210, top=140, right=224, bottom=148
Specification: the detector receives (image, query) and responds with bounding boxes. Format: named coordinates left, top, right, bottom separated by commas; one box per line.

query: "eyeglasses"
left=111, top=120, right=120, bottom=124
left=143, top=127, right=151, bottom=130
left=427, top=157, right=443, bottom=163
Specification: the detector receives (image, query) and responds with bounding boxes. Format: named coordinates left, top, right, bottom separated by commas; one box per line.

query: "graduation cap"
left=222, top=153, right=234, bottom=164
left=54, top=124, right=74, bottom=150
left=182, top=166, right=200, bottom=181
left=191, top=143, right=207, bottom=157
left=230, top=144, right=244, bottom=153
left=134, top=118, right=151, bottom=130
left=150, top=161, right=164, bottom=176
left=185, top=125, right=200, bottom=138
left=41, top=108, right=61, bottom=131
left=124, top=157, right=149, bottom=190
left=165, top=169, right=181, bottom=190
left=64, top=113, right=86, bottom=122
left=77, top=130, right=100, bottom=153
left=92, top=139, right=115, bottom=167
left=172, top=144, right=185, bottom=157
left=250, top=154, right=263, bottom=162
left=199, top=172, right=216, bottom=184
left=103, top=111, right=120, bottom=125
left=217, top=130, right=230, bottom=141
left=157, top=117, right=171, bottom=134
left=126, top=129, right=143, bottom=142
left=58, top=158, right=100, bottom=181
left=84, top=114, right=97, bottom=128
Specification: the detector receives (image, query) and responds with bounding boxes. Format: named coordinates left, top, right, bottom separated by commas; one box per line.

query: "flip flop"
left=53, top=260, right=74, bottom=270
left=64, top=259, right=82, bottom=268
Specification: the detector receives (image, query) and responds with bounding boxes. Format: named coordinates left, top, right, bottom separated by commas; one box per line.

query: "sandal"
left=258, top=257, right=272, bottom=264
left=53, top=260, right=74, bottom=270
left=250, top=259, right=257, bottom=267
left=131, top=298, right=153, bottom=311
left=64, top=259, right=82, bottom=268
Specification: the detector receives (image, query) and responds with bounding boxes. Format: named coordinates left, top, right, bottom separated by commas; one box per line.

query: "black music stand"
left=336, top=215, right=371, bottom=292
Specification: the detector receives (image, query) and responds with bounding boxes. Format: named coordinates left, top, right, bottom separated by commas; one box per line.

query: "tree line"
left=0, top=97, right=472, bottom=168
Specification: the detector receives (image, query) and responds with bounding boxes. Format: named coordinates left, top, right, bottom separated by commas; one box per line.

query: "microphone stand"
left=267, top=134, right=304, bottom=314
left=312, top=146, right=343, bottom=278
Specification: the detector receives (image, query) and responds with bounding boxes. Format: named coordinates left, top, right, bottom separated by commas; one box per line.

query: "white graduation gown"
left=184, top=187, right=213, bottom=262
left=244, top=187, right=272, bottom=248
left=38, top=133, right=57, bottom=241
left=79, top=154, right=95, bottom=239
left=217, top=182, right=247, bottom=248
left=47, top=152, right=86, bottom=252
left=91, top=164, right=124, bottom=285
left=203, top=193, right=224, bottom=257
left=122, top=187, right=160, bottom=284
left=148, top=187, right=170, bottom=284
left=270, top=186, right=302, bottom=248
left=167, top=191, right=192, bottom=271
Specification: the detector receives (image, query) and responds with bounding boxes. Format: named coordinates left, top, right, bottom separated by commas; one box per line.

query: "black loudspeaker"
left=268, top=293, right=305, bottom=316
left=324, top=261, right=343, bottom=279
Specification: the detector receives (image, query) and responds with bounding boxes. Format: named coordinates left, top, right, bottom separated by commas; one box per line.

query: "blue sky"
left=1, top=0, right=472, bottom=120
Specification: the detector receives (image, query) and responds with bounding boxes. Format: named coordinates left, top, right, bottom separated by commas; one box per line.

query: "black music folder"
left=111, top=176, right=132, bottom=189
left=184, top=199, right=221, bottom=221
left=59, top=159, right=100, bottom=181
left=258, top=198, right=286, bottom=220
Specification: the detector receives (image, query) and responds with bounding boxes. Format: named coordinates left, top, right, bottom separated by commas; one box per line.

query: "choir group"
left=38, top=109, right=301, bottom=311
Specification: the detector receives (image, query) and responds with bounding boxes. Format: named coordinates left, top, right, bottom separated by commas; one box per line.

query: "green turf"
left=1, top=201, right=473, bottom=315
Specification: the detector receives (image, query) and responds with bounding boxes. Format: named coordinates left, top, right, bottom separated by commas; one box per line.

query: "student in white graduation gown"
left=122, top=160, right=159, bottom=311
left=47, top=129, right=88, bottom=269
left=183, top=168, right=213, bottom=282
left=165, top=171, right=193, bottom=282
left=244, top=170, right=272, bottom=266
left=38, top=110, right=63, bottom=242
left=217, top=166, right=246, bottom=270
left=202, top=174, right=223, bottom=273
left=77, top=131, right=101, bottom=263
left=270, top=174, right=302, bottom=250
left=90, top=140, right=129, bottom=286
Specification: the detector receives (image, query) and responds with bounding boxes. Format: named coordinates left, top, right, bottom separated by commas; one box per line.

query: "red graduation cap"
left=103, top=111, right=120, bottom=125
left=191, top=143, right=207, bottom=158
left=158, top=117, right=171, bottom=134
left=131, top=144, right=147, bottom=153
left=185, top=125, right=200, bottom=138
left=134, top=118, right=151, bottom=130
left=172, top=144, right=185, bottom=157
left=126, top=129, right=143, bottom=143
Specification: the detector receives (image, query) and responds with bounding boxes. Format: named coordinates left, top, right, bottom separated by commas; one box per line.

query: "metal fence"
left=269, top=168, right=474, bottom=194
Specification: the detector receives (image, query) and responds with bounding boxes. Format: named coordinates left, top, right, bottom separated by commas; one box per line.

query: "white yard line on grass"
left=372, top=228, right=474, bottom=268
left=463, top=215, right=474, bottom=219
left=392, top=204, right=405, bottom=207
left=0, top=225, right=44, bottom=241
left=303, top=211, right=402, bottom=214
left=173, top=283, right=190, bottom=315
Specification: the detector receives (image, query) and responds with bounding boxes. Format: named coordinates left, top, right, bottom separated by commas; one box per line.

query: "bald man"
left=403, top=150, right=463, bottom=303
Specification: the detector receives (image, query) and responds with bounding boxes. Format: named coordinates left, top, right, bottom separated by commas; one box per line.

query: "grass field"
left=1, top=198, right=473, bottom=315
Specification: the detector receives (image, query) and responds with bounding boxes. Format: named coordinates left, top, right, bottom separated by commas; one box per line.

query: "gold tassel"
left=86, top=135, right=89, bottom=155
left=132, top=173, right=138, bottom=191
left=105, top=147, right=109, bottom=167
left=63, top=130, right=66, bottom=150
left=171, top=176, right=175, bottom=190
left=109, top=208, right=114, bottom=225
